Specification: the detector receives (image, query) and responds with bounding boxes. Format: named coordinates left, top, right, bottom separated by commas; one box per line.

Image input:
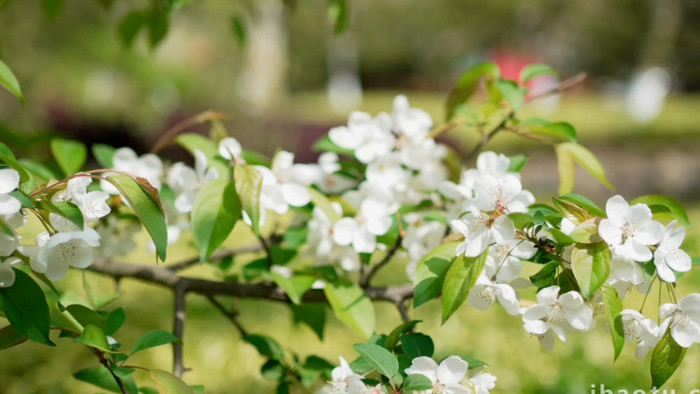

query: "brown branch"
left=172, top=283, right=187, bottom=378
left=359, top=233, right=404, bottom=288
left=150, top=110, right=226, bottom=154
left=206, top=295, right=248, bottom=338
left=91, top=348, right=128, bottom=394
left=525, top=72, right=587, bottom=102
left=88, top=258, right=414, bottom=304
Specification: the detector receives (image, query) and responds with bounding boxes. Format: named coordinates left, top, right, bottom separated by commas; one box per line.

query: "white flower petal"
left=0, top=169, right=20, bottom=194
left=0, top=194, right=21, bottom=215
left=281, top=183, right=311, bottom=207
left=405, top=356, right=438, bottom=384
left=605, top=195, right=629, bottom=227
left=436, top=356, right=469, bottom=386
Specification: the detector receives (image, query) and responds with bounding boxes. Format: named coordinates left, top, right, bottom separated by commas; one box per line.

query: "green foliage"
left=571, top=242, right=611, bottom=299
left=147, top=369, right=196, bottom=394
left=630, top=195, right=690, bottom=227
left=324, top=280, right=375, bottom=338
left=650, top=329, right=687, bottom=389
left=441, top=250, right=488, bottom=323
left=400, top=333, right=434, bottom=359
left=105, top=174, right=168, bottom=261
left=520, top=63, right=559, bottom=83
left=445, top=62, right=500, bottom=121
left=191, top=179, right=241, bottom=261
left=234, top=164, right=263, bottom=235
left=601, top=285, right=625, bottom=361
left=131, top=330, right=178, bottom=356
left=0, top=59, right=23, bottom=104
left=74, top=324, right=113, bottom=353
left=353, top=343, right=399, bottom=379
left=413, top=242, right=459, bottom=308
left=0, top=269, right=53, bottom=346
left=50, top=138, right=87, bottom=177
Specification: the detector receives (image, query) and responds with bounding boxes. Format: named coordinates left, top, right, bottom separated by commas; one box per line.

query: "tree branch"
left=165, top=245, right=263, bottom=272
left=359, top=233, right=403, bottom=288
left=88, top=258, right=414, bottom=304
left=206, top=295, right=248, bottom=338
left=172, top=283, right=187, bottom=378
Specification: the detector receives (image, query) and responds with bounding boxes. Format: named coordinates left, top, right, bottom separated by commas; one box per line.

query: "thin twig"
left=464, top=114, right=511, bottom=162
left=359, top=233, right=404, bottom=288
left=206, top=295, right=249, bottom=338
left=258, top=235, right=274, bottom=268
left=172, top=283, right=187, bottom=378
left=88, top=258, right=414, bottom=304
left=150, top=110, right=226, bottom=154
left=396, top=300, right=411, bottom=324
left=91, top=348, right=128, bottom=394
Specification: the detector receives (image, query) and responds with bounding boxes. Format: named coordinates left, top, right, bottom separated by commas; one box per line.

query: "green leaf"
left=507, top=154, right=528, bottom=172
left=445, top=62, right=501, bottom=121
left=553, top=197, right=593, bottom=225
left=560, top=142, right=614, bottom=191
left=74, top=324, right=112, bottom=352
left=441, top=250, right=488, bottom=323
left=309, top=187, right=341, bottom=224
left=83, top=273, right=123, bottom=310
left=148, top=8, right=170, bottom=48
left=66, top=304, right=108, bottom=330
left=601, top=285, right=625, bottom=361
left=0, top=269, right=53, bottom=345
left=630, top=195, right=690, bottom=227
left=571, top=243, right=611, bottom=299
left=311, top=135, right=354, bottom=156
left=191, top=179, right=241, bottom=261
left=403, top=373, right=434, bottom=391
left=119, top=11, right=144, bottom=48
left=234, top=165, right=263, bottom=235
left=244, top=334, right=285, bottom=361
left=520, top=63, right=558, bottom=83
left=528, top=121, right=577, bottom=142
left=291, top=303, right=326, bottom=340
left=131, top=330, right=177, bottom=356
left=496, top=80, right=525, bottom=112
left=0, top=59, right=23, bottom=104
left=559, top=193, right=606, bottom=218
left=400, top=333, right=434, bottom=359
left=0, top=324, right=26, bottom=349
left=261, top=359, right=286, bottom=382
left=148, top=369, right=196, bottom=394
left=327, top=0, right=348, bottom=35
left=18, top=158, right=59, bottom=182
left=50, top=138, right=87, bottom=177
left=39, top=200, right=84, bottom=229
left=568, top=218, right=603, bottom=243
left=555, top=143, right=575, bottom=195
left=529, top=261, right=559, bottom=289
left=384, top=320, right=421, bottom=351
left=106, top=174, right=168, bottom=261
left=92, top=144, right=116, bottom=168
left=266, top=273, right=316, bottom=304
left=0, top=148, right=31, bottom=185
left=353, top=343, right=399, bottom=378
left=324, top=280, right=375, bottom=338
left=413, top=242, right=459, bottom=308
left=230, top=15, right=246, bottom=47
left=74, top=366, right=127, bottom=393
left=176, top=133, right=219, bottom=158
left=650, top=328, right=686, bottom=389
left=105, top=308, right=126, bottom=336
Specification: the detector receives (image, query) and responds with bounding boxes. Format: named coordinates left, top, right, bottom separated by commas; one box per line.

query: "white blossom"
left=468, top=274, right=520, bottom=315
left=405, top=356, right=470, bottom=394
left=522, top=286, right=593, bottom=349
left=218, top=137, right=243, bottom=162
left=472, top=174, right=533, bottom=214
left=256, top=151, right=313, bottom=216
left=598, top=195, right=664, bottom=262
left=484, top=239, right=537, bottom=282
left=101, top=147, right=163, bottom=193
left=307, top=205, right=360, bottom=271
left=0, top=257, right=21, bottom=288
left=167, top=149, right=219, bottom=213
left=28, top=228, right=101, bottom=280
left=0, top=168, right=21, bottom=216
left=392, top=94, right=432, bottom=141
left=324, top=357, right=369, bottom=394
left=451, top=212, right=515, bottom=258
left=659, top=294, right=700, bottom=348
left=654, top=220, right=691, bottom=283
left=333, top=198, right=396, bottom=254
left=329, top=111, right=396, bottom=164
left=620, top=309, right=664, bottom=359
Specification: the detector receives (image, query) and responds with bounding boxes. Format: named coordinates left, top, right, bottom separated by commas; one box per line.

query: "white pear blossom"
left=484, top=239, right=537, bottom=282
left=403, top=216, right=446, bottom=280
left=620, top=309, right=664, bottom=359
left=315, top=153, right=357, bottom=194
left=392, top=94, right=432, bottom=141
left=654, top=220, right=691, bottom=283
left=167, top=149, right=219, bottom=213
left=466, top=370, right=498, bottom=394
left=451, top=212, right=515, bottom=258
left=0, top=168, right=21, bottom=216
left=307, top=205, right=360, bottom=271
left=96, top=217, right=139, bottom=258
left=59, top=176, right=111, bottom=223
left=329, top=111, right=396, bottom=164
left=459, top=151, right=517, bottom=193
left=659, top=294, right=700, bottom=348
left=333, top=197, right=396, bottom=254
left=323, top=357, right=368, bottom=394
left=404, top=356, right=470, bottom=394
left=101, top=147, right=164, bottom=193
left=0, top=257, right=21, bottom=287
left=28, top=228, right=101, bottom=280
left=468, top=274, right=520, bottom=315
left=256, top=151, right=313, bottom=216
left=218, top=137, right=243, bottom=162
left=472, top=174, right=534, bottom=214
left=598, top=195, right=664, bottom=262
left=606, top=255, right=647, bottom=299
left=522, top=286, right=593, bottom=349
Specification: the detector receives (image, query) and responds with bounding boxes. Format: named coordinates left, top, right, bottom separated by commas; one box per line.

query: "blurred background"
left=1, top=0, right=700, bottom=393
